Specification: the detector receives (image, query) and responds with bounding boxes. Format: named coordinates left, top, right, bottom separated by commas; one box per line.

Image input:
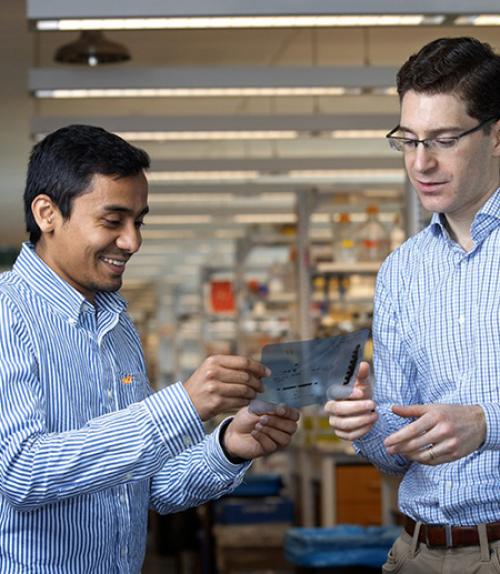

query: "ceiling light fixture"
left=35, top=14, right=445, bottom=31
left=329, top=129, right=388, bottom=138
left=454, top=14, right=500, bottom=25
left=234, top=213, right=296, bottom=224
left=33, top=87, right=356, bottom=99
left=145, top=215, right=214, bottom=225
left=148, top=171, right=260, bottom=183
left=146, top=168, right=404, bottom=185
left=29, top=66, right=396, bottom=99
left=54, top=31, right=130, bottom=66
left=117, top=130, right=300, bottom=141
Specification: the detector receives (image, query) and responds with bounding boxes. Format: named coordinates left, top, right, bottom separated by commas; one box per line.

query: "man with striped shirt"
left=0, top=124, right=299, bottom=573
left=325, top=37, right=500, bottom=573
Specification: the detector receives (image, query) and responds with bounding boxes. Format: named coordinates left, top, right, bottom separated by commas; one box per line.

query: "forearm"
left=150, top=420, right=250, bottom=514
left=0, top=383, right=204, bottom=510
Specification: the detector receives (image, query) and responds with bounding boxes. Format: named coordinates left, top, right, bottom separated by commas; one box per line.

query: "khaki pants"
left=383, top=529, right=500, bottom=574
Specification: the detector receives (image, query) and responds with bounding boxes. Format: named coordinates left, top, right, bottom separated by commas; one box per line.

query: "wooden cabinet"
left=289, top=446, right=395, bottom=527
left=336, top=464, right=382, bottom=525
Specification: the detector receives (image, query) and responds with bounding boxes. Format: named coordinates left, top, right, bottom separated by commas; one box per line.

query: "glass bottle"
left=332, top=212, right=357, bottom=263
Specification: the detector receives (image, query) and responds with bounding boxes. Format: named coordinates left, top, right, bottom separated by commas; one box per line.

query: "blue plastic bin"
left=215, top=495, right=294, bottom=525
left=285, top=525, right=401, bottom=569
left=231, top=473, right=284, bottom=497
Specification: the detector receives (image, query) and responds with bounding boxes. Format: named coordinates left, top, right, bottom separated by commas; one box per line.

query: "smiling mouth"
left=101, top=256, right=128, bottom=273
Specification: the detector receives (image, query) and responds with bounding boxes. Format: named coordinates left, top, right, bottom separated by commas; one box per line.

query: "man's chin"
left=94, top=278, right=123, bottom=294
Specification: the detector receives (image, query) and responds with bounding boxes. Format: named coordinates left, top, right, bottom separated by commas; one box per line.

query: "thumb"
left=391, top=404, right=428, bottom=418
left=356, top=361, right=371, bottom=383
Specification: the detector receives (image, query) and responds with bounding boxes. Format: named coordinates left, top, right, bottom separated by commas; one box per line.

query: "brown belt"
left=403, top=515, right=500, bottom=548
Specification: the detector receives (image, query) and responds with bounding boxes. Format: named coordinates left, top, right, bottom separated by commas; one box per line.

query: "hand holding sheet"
left=249, top=329, right=370, bottom=414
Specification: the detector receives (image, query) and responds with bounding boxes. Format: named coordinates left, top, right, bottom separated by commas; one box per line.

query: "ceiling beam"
left=27, top=0, right=500, bottom=19
left=149, top=157, right=402, bottom=172
left=31, top=114, right=399, bottom=136
left=29, top=66, right=398, bottom=93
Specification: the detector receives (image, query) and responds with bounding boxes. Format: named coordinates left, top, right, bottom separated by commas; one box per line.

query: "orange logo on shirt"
left=121, top=375, right=133, bottom=385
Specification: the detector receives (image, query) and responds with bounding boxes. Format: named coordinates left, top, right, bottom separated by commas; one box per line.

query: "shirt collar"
left=13, top=242, right=127, bottom=322
left=429, top=187, right=500, bottom=240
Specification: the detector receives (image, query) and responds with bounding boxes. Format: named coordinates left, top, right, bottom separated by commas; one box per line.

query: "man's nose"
left=116, top=224, right=141, bottom=253
left=411, top=142, right=438, bottom=172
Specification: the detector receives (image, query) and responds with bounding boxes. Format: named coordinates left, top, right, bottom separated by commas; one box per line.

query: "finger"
left=328, top=411, right=378, bottom=433
left=391, top=404, right=430, bottom=419
left=386, top=433, right=437, bottom=456
left=325, top=399, right=376, bottom=417
left=250, top=430, right=280, bottom=453
left=384, top=415, right=432, bottom=448
left=204, top=382, right=257, bottom=403
left=356, top=361, right=371, bottom=382
left=253, top=424, right=292, bottom=448
left=248, top=399, right=278, bottom=415
left=273, top=404, right=300, bottom=421
left=209, top=367, right=264, bottom=392
left=406, top=443, right=447, bottom=466
left=258, top=414, right=298, bottom=435
left=210, top=355, right=271, bottom=378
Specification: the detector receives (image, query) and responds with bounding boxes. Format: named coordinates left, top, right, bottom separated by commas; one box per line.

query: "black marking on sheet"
left=279, top=381, right=319, bottom=391
left=342, top=344, right=360, bottom=385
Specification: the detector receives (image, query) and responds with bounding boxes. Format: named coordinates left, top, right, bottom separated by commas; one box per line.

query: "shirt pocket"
left=116, top=371, right=151, bottom=407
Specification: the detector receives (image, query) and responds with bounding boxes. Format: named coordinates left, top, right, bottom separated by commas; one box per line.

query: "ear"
left=31, top=195, right=59, bottom=234
left=491, top=119, right=500, bottom=158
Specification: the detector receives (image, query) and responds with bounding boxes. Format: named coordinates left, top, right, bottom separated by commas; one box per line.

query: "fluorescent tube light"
left=35, top=15, right=445, bottom=31
left=34, top=87, right=353, bottom=99
left=146, top=168, right=404, bottom=185
left=148, top=193, right=236, bottom=204
left=147, top=171, right=259, bottom=183
left=233, top=214, right=297, bottom=224
left=329, top=130, right=388, bottom=138
left=141, top=230, right=197, bottom=239
left=145, top=215, right=213, bottom=225
left=148, top=192, right=295, bottom=204
left=117, top=130, right=299, bottom=141
left=454, top=14, right=500, bottom=25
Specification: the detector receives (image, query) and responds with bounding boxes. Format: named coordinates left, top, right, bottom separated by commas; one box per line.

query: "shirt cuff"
left=477, top=403, right=500, bottom=451
left=205, top=419, right=252, bottom=485
left=141, top=381, right=205, bottom=458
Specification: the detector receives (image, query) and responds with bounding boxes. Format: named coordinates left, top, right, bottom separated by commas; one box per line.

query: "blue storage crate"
left=285, top=525, right=401, bottom=568
left=215, top=495, right=294, bottom=525
left=231, top=473, right=284, bottom=497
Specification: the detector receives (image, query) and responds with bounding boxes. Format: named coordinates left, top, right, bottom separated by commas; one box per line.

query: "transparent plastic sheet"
left=249, top=329, right=370, bottom=414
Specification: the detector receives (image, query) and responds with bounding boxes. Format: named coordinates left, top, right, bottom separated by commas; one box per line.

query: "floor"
left=142, top=552, right=178, bottom=573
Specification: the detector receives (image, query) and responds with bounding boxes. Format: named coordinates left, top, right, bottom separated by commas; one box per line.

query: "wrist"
left=219, top=419, right=249, bottom=464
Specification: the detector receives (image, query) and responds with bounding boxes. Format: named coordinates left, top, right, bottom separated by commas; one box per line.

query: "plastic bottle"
left=332, top=212, right=357, bottom=263
left=358, top=205, right=389, bottom=262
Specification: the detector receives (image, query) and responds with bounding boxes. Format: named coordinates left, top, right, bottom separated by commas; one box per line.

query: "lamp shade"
left=54, top=31, right=130, bottom=66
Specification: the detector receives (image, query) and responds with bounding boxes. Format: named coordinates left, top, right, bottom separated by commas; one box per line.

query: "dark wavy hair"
left=397, top=37, right=500, bottom=123
left=24, top=124, right=150, bottom=243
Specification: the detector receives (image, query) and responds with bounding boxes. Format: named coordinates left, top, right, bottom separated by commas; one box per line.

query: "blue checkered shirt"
left=356, top=187, right=500, bottom=526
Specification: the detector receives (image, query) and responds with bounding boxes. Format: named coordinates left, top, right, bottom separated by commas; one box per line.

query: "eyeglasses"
left=386, top=117, right=497, bottom=153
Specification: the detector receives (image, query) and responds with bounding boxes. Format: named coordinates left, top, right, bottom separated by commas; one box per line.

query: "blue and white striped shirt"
left=0, top=243, right=246, bottom=573
left=356, top=187, right=500, bottom=526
